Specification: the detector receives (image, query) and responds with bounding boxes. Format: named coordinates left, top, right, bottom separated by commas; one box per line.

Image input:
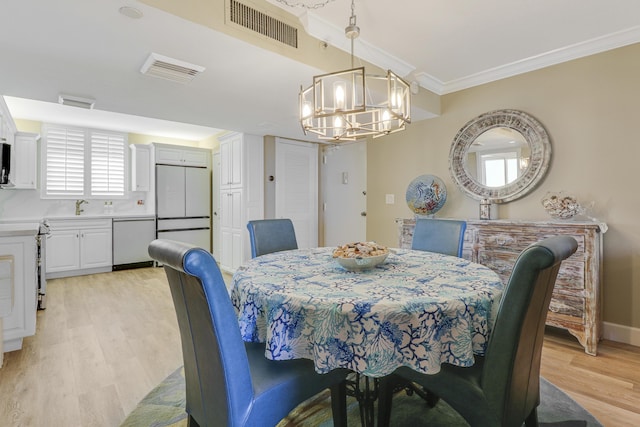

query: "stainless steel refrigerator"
left=156, top=164, right=211, bottom=250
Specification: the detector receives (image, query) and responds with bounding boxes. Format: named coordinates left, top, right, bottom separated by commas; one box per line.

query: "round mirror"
left=449, top=109, right=551, bottom=203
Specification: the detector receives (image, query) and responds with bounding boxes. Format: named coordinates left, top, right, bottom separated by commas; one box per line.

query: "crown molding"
left=440, top=25, right=640, bottom=95
left=303, top=10, right=640, bottom=97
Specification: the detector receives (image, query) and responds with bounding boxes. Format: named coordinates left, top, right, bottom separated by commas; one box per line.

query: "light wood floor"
left=0, top=267, right=639, bottom=426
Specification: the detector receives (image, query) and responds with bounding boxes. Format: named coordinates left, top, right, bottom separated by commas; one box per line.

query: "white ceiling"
left=1, top=0, right=639, bottom=142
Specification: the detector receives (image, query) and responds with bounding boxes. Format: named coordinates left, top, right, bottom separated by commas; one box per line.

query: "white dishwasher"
left=112, top=217, right=156, bottom=270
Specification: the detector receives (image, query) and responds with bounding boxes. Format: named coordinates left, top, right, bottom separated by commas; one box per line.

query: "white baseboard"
left=603, top=322, right=640, bottom=347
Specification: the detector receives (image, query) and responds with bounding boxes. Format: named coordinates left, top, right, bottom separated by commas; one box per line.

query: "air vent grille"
left=140, top=53, right=205, bottom=84
left=229, top=0, right=298, bottom=48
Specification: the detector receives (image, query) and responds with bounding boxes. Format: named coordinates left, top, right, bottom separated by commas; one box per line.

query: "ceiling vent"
left=58, top=94, right=95, bottom=109
left=229, top=0, right=298, bottom=48
left=140, top=53, right=205, bottom=84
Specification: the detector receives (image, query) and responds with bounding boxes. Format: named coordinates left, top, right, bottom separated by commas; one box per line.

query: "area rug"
left=120, top=367, right=603, bottom=427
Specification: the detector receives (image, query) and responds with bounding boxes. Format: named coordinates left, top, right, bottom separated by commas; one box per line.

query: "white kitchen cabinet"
left=46, top=229, right=81, bottom=272
left=217, top=132, right=263, bottom=272
left=220, top=133, right=243, bottom=187
left=10, top=132, right=39, bottom=189
left=0, top=232, right=37, bottom=355
left=153, top=143, right=210, bottom=167
left=45, top=219, right=113, bottom=278
left=130, top=144, right=151, bottom=192
left=0, top=97, right=17, bottom=147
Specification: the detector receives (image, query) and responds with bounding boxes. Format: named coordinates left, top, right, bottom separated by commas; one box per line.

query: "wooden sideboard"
left=397, top=218, right=607, bottom=355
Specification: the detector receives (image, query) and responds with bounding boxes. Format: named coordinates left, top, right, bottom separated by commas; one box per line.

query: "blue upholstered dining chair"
left=247, top=218, right=298, bottom=258
left=411, top=218, right=467, bottom=257
left=148, top=239, right=349, bottom=427
left=377, top=235, right=578, bottom=427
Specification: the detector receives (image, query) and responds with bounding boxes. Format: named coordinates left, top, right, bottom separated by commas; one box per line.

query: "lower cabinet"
left=398, top=218, right=606, bottom=355
left=0, top=233, right=37, bottom=355
left=46, top=219, right=112, bottom=278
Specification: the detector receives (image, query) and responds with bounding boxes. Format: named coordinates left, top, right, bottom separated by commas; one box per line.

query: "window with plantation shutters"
left=43, top=125, right=86, bottom=196
left=90, top=131, right=125, bottom=196
left=42, top=124, right=127, bottom=198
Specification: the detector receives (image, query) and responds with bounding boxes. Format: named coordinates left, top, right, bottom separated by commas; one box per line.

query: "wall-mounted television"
left=0, top=142, right=11, bottom=185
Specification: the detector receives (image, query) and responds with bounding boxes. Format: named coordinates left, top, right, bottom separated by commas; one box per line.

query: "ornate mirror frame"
left=449, top=109, right=551, bottom=203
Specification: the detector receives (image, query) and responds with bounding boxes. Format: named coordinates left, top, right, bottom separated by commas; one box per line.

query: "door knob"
left=360, top=212, right=367, bottom=217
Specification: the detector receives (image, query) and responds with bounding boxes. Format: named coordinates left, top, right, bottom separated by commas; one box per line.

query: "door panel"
left=322, top=142, right=367, bottom=246
left=80, top=228, right=112, bottom=269
left=275, top=139, right=318, bottom=249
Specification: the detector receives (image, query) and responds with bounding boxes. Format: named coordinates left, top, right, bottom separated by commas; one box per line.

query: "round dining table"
left=230, top=247, right=504, bottom=378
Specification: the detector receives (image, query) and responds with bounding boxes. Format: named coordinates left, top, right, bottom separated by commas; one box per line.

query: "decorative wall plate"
left=406, top=174, right=447, bottom=216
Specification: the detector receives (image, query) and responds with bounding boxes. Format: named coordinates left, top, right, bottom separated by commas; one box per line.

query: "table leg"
left=344, top=373, right=378, bottom=427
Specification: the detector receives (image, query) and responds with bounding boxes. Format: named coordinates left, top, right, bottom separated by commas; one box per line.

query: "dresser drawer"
left=554, top=260, right=586, bottom=293
left=475, top=228, right=586, bottom=259
left=549, top=292, right=584, bottom=318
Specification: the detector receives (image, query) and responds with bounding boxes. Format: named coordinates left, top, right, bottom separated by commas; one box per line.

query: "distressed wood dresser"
left=397, top=218, right=607, bottom=355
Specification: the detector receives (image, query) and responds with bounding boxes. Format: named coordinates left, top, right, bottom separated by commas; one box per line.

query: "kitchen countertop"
left=0, top=222, right=41, bottom=237
left=44, top=213, right=155, bottom=221
left=0, top=213, right=155, bottom=223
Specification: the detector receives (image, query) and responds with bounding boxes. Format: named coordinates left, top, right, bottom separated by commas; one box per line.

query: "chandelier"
left=298, top=0, right=411, bottom=141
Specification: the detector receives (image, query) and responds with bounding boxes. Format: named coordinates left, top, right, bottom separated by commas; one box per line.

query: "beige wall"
left=367, top=42, right=640, bottom=329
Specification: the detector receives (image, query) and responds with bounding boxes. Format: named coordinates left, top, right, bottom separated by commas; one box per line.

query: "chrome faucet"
left=75, top=199, right=88, bottom=215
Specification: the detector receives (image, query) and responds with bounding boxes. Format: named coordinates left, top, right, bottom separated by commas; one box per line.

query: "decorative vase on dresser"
left=397, top=218, right=607, bottom=356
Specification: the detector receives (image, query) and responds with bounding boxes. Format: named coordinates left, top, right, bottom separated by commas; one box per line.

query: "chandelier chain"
left=273, top=0, right=335, bottom=9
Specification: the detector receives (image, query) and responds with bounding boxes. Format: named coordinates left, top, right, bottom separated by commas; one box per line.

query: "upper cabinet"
left=220, top=133, right=243, bottom=187
left=130, top=144, right=151, bottom=192
left=2, top=97, right=36, bottom=189
left=153, top=143, right=210, bottom=168
left=0, top=97, right=17, bottom=147
left=11, top=132, right=40, bottom=189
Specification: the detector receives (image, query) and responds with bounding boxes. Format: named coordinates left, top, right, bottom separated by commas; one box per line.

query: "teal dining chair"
left=377, top=235, right=578, bottom=427
left=411, top=218, right=467, bottom=257
left=148, top=239, right=349, bottom=427
left=247, top=218, right=298, bottom=258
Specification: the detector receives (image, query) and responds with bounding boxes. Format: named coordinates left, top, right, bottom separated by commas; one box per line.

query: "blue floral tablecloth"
left=231, top=248, right=503, bottom=377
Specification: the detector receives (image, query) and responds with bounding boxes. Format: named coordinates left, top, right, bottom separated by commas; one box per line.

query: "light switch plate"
left=385, top=194, right=395, bottom=204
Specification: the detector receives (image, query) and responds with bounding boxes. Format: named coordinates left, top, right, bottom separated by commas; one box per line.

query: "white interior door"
left=275, top=138, right=318, bottom=249
left=322, top=142, right=367, bottom=246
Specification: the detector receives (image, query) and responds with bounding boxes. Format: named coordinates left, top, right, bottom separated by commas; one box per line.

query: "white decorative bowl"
left=541, top=192, right=581, bottom=220
left=334, top=253, right=389, bottom=271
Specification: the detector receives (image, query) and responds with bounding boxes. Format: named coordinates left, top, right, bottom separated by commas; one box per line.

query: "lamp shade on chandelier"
left=298, top=0, right=411, bottom=141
